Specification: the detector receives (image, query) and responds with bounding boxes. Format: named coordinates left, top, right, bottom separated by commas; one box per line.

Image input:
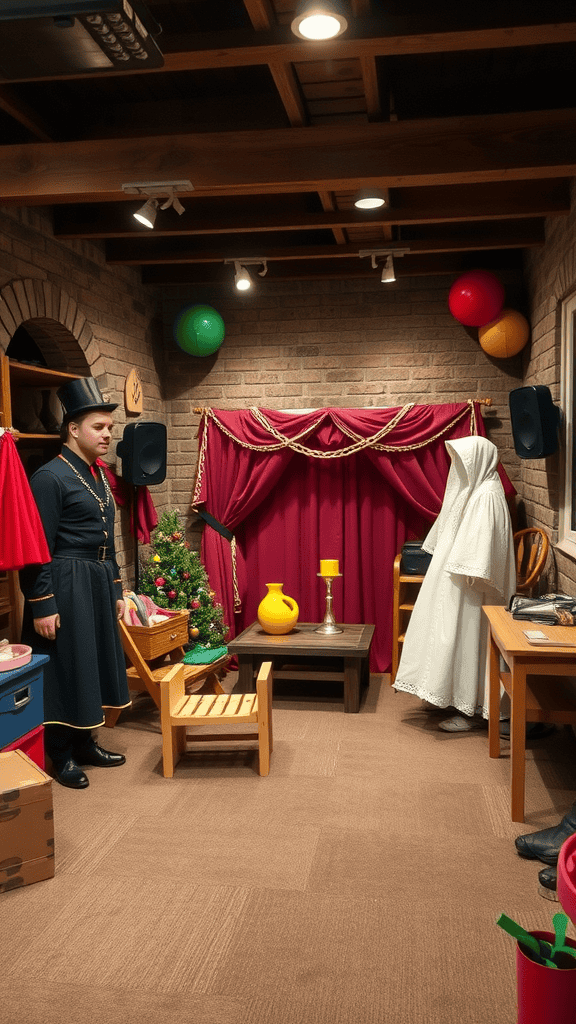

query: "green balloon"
left=174, top=304, right=225, bottom=356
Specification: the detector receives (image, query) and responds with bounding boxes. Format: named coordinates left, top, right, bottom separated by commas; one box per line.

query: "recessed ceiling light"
left=291, top=2, right=348, bottom=41
left=354, top=188, right=386, bottom=210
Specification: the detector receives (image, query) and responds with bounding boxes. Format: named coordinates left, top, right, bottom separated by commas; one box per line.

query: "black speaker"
left=508, top=386, right=561, bottom=459
left=116, top=421, right=167, bottom=485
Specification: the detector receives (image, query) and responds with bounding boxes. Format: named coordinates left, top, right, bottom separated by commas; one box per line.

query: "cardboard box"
left=0, top=749, right=54, bottom=894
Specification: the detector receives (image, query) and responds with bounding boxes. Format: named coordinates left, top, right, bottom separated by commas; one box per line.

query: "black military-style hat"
left=57, top=378, right=118, bottom=421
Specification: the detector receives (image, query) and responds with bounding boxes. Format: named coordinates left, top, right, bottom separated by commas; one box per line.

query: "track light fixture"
left=234, top=263, right=252, bottom=291
left=122, top=180, right=194, bottom=230
left=353, top=188, right=387, bottom=210
left=225, top=259, right=268, bottom=292
left=381, top=255, right=395, bottom=283
left=291, top=1, right=348, bottom=40
left=358, top=248, right=410, bottom=283
left=133, top=198, right=158, bottom=228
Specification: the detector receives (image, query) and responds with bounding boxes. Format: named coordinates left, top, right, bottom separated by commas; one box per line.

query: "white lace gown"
left=393, top=436, right=516, bottom=718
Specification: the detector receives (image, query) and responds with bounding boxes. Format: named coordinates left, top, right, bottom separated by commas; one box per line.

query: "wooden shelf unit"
left=0, top=355, right=83, bottom=642
left=391, top=553, right=424, bottom=684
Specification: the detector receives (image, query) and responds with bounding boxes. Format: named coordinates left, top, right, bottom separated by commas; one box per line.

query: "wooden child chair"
left=159, top=660, right=273, bottom=778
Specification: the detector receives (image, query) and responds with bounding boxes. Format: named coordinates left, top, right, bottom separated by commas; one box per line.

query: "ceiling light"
left=225, top=258, right=268, bottom=293
left=133, top=198, right=158, bottom=229
left=291, top=2, right=348, bottom=41
left=381, top=255, right=396, bottom=283
left=234, top=263, right=252, bottom=291
left=358, top=248, right=410, bottom=282
left=122, top=180, right=193, bottom=229
left=354, top=188, right=387, bottom=210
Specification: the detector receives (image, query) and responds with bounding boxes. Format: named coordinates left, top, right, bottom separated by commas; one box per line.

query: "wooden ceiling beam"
left=268, top=61, right=308, bottom=126
left=360, top=55, right=381, bottom=121
left=141, top=249, right=524, bottom=284
left=0, top=86, right=53, bottom=141
left=53, top=181, right=570, bottom=239
left=2, top=110, right=576, bottom=205
left=243, top=0, right=276, bottom=32
left=105, top=224, right=544, bottom=265
left=5, top=22, right=576, bottom=83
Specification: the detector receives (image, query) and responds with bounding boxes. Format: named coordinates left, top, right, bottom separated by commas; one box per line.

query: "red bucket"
left=558, top=833, right=576, bottom=929
left=516, top=930, right=576, bottom=1024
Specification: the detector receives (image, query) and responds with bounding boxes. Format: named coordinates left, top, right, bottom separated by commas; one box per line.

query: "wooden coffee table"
left=227, top=622, right=375, bottom=713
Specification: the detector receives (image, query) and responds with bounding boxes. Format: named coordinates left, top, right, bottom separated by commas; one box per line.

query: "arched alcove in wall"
left=0, top=278, right=106, bottom=383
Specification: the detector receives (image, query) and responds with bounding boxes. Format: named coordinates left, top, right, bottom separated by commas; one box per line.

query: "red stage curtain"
left=192, top=403, right=515, bottom=673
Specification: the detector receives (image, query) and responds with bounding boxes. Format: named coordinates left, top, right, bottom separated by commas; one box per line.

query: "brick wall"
left=0, top=204, right=166, bottom=586
left=0, top=198, right=554, bottom=583
left=160, top=270, right=526, bottom=528
left=523, top=178, right=576, bottom=595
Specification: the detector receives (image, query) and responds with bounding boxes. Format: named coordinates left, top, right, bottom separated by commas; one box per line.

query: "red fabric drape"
left=193, top=403, right=515, bottom=673
left=97, top=459, right=159, bottom=544
left=0, top=430, right=50, bottom=570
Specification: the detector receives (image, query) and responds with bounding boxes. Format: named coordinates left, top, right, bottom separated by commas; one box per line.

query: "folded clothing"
left=123, top=591, right=182, bottom=627
left=183, top=645, right=228, bottom=665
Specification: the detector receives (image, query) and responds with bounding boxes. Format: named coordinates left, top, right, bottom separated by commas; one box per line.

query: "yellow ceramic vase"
left=257, top=583, right=299, bottom=635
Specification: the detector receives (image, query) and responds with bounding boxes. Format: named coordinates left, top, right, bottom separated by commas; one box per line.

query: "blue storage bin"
left=0, top=654, right=49, bottom=748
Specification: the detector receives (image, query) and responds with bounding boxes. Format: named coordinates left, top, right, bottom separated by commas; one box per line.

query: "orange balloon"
left=478, top=308, right=530, bottom=358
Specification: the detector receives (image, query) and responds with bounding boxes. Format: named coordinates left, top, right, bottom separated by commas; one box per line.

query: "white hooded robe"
left=393, top=435, right=516, bottom=718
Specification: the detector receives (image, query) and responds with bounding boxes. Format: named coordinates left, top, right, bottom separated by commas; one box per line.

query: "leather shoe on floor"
left=53, top=759, right=89, bottom=789
left=538, top=866, right=558, bottom=891
left=515, top=800, right=576, bottom=865
left=76, top=744, right=126, bottom=768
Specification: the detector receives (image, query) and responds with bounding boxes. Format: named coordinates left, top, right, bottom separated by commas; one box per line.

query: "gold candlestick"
left=315, top=574, right=343, bottom=634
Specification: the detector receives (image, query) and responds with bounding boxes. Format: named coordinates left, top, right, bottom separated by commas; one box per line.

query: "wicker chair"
left=513, top=528, right=550, bottom=594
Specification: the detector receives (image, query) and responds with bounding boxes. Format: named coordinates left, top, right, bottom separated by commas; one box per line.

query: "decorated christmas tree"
left=139, top=509, right=228, bottom=649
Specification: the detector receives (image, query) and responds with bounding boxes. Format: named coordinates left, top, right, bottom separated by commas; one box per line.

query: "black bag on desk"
left=509, top=593, right=576, bottom=626
left=401, top=542, right=432, bottom=576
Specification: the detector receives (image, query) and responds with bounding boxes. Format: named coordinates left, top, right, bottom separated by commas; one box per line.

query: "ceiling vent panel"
left=0, top=1, right=163, bottom=79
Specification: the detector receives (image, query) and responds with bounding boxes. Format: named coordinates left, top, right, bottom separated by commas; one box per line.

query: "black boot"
left=538, top=866, right=558, bottom=892
left=74, top=731, right=126, bottom=768
left=44, top=724, right=89, bottom=789
left=515, top=801, right=576, bottom=865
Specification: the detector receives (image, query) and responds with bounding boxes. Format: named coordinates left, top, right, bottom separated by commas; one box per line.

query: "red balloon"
left=448, top=270, right=505, bottom=327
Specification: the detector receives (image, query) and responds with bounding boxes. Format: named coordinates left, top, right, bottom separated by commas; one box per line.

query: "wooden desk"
left=483, top=605, right=576, bottom=822
left=227, top=622, right=375, bottom=713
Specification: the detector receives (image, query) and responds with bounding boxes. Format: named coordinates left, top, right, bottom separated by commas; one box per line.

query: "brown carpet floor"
left=2, top=674, right=576, bottom=1024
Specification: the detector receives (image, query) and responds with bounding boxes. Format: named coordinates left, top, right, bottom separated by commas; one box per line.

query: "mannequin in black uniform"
left=20, top=378, right=131, bottom=789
